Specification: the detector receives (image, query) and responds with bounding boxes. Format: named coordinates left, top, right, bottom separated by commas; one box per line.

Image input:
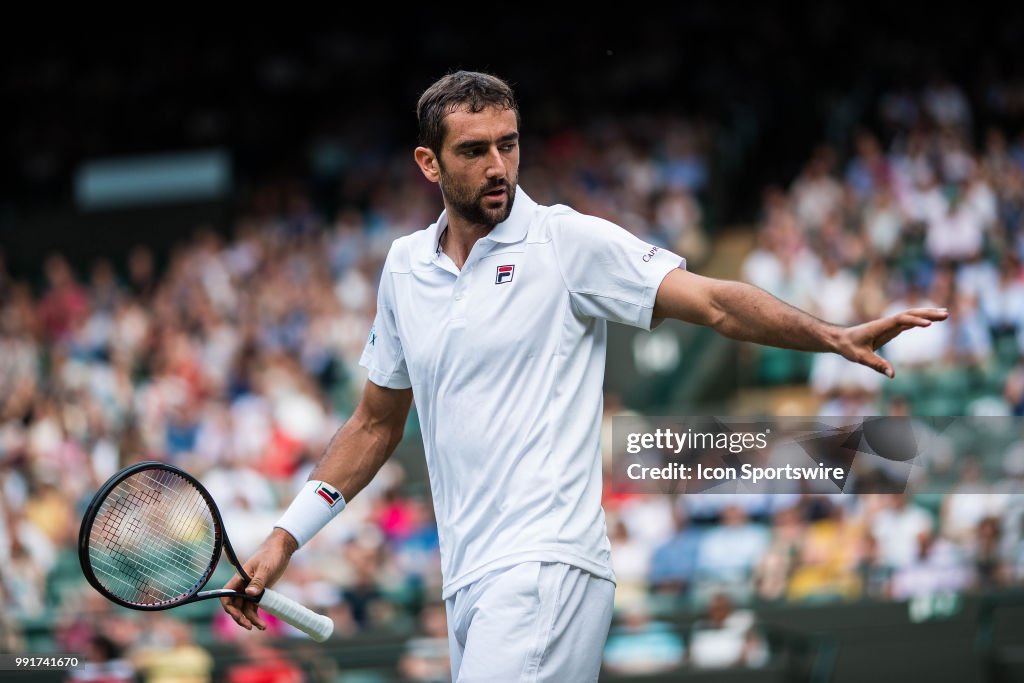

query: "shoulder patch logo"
left=368, top=325, right=376, bottom=346
left=495, top=264, right=515, bottom=284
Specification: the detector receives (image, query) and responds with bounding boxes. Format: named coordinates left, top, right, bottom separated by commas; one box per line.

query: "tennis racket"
left=78, top=461, right=334, bottom=642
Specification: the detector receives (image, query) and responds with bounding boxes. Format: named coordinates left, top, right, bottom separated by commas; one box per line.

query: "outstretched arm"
left=220, top=380, right=413, bottom=630
left=652, top=269, right=948, bottom=378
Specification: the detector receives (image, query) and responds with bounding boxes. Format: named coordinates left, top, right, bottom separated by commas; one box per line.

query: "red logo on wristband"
left=315, top=483, right=342, bottom=507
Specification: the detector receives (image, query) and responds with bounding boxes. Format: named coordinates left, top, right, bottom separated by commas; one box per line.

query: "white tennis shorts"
left=444, top=561, right=615, bottom=682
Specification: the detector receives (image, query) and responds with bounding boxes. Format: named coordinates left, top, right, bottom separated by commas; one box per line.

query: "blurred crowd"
left=740, top=77, right=1024, bottom=417
left=598, top=473, right=1024, bottom=673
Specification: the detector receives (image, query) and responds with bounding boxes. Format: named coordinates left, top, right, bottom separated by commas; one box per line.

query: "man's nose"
left=484, top=146, right=506, bottom=179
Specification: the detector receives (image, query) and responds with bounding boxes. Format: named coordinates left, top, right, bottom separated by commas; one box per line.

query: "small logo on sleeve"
left=315, top=483, right=342, bottom=507
left=642, top=246, right=660, bottom=262
left=495, top=265, right=515, bottom=284
left=367, top=325, right=376, bottom=346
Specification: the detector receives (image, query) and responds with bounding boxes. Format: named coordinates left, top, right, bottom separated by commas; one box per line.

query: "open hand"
left=834, top=307, right=949, bottom=378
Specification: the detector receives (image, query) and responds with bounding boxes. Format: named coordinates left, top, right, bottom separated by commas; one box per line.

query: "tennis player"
left=221, top=71, right=948, bottom=680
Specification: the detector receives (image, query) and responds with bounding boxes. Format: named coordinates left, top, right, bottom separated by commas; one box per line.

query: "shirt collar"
left=426, top=185, right=536, bottom=260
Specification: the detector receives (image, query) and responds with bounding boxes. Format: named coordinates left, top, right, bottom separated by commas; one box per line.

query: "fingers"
left=243, top=570, right=268, bottom=630
left=218, top=536, right=293, bottom=633
left=242, top=598, right=266, bottom=631
left=871, top=311, right=945, bottom=350
left=897, top=314, right=936, bottom=328
left=222, top=595, right=258, bottom=631
left=222, top=594, right=266, bottom=631
left=846, top=308, right=947, bottom=378
left=244, top=570, right=266, bottom=598
left=220, top=574, right=248, bottom=627
left=899, top=307, right=949, bottom=321
left=863, top=351, right=895, bottom=378
left=220, top=567, right=266, bottom=631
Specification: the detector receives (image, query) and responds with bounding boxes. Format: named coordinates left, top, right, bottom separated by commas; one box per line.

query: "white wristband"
left=274, top=480, right=347, bottom=548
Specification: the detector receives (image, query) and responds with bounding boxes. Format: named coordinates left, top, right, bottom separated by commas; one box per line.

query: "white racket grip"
left=258, top=588, right=334, bottom=642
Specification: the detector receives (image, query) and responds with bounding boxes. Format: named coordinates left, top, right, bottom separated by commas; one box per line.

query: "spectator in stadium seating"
left=740, top=230, right=820, bottom=313
left=937, top=130, right=976, bottom=185
left=791, top=147, right=844, bottom=232
left=754, top=505, right=805, bottom=601
left=131, top=617, right=213, bottom=683
left=609, top=517, right=654, bottom=609
left=1005, top=360, right=1024, bottom=416
left=603, top=602, right=685, bottom=675
left=399, top=603, right=451, bottom=683
left=688, top=592, right=768, bottom=669
left=126, top=246, right=158, bottom=303
left=37, top=254, right=89, bottom=344
left=0, top=528, right=47, bottom=617
left=944, top=292, right=993, bottom=367
left=787, top=500, right=865, bottom=602
left=924, top=183, right=987, bottom=262
left=696, top=505, right=771, bottom=585
left=872, top=494, right=934, bottom=570
left=225, top=633, right=305, bottom=683
left=69, top=633, right=136, bottom=683
left=889, top=529, right=972, bottom=600
left=994, top=445, right=1024, bottom=578
left=0, top=579, right=24, bottom=653
left=648, top=504, right=703, bottom=598
left=616, top=496, right=676, bottom=552
left=846, top=131, right=891, bottom=201
left=852, top=258, right=891, bottom=323
left=980, top=256, right=1024, bottom=340
left=941, top=459, right=1005, bottom=544
left=810, top=351, right=884, bottom=414
left=971, top=516, right=1010, bottom=590
left=661, top=124, right=708, bottom=193
left=862, top=185, right=905, bottom=257
left=922, top=76, right=971, bottom=130
left=654, top=187, right=709, bottom=266
left=999, top=167, right=1024, bottom=259
left=807, top=253, right=859, bottom=327
left=338, top=536, right=392, bottom=631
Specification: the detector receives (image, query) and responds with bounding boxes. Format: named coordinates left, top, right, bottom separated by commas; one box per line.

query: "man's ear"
left=414, top=147, right=440, bottom=183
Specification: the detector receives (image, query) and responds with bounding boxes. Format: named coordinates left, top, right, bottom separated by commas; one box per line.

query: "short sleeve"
left=550, top=209, right=686, bottom=330
left=358, top=254, right=412, bottom=389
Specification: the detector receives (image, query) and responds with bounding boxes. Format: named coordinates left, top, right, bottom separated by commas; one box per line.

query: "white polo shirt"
left=359, top=186, right=685, bottom=599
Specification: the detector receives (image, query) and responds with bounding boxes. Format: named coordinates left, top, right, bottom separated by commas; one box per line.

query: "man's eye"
left=500, top=143, right=516, bottom=152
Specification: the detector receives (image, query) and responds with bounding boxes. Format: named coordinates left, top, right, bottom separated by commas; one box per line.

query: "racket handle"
left=258, top=588, right=334, bottom=642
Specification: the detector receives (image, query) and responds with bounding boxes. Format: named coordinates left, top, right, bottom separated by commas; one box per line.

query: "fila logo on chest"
left=495, top=264, right=515, bottom=284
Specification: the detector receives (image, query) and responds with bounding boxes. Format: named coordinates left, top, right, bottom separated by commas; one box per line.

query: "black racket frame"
left=78, top=460, right=259, bottom=611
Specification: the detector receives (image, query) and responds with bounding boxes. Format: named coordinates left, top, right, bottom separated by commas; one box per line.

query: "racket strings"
left=95, top=480, right=209, bottom=592
left=98, top=481, right=208, bottom=576
left=88, top=469, right=217, bottom=606
left=103, top=476, right=211, bottom=575
left=91, top=473, right=213, bottom=603
left=91, top=480, right=207, bottom=602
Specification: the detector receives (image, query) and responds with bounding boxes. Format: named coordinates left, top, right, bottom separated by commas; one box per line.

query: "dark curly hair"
left=416, top=71, right=519, bottom=154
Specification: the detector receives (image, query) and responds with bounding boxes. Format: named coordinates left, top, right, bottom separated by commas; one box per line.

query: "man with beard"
left=222, top=71, right=948, bottom=681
